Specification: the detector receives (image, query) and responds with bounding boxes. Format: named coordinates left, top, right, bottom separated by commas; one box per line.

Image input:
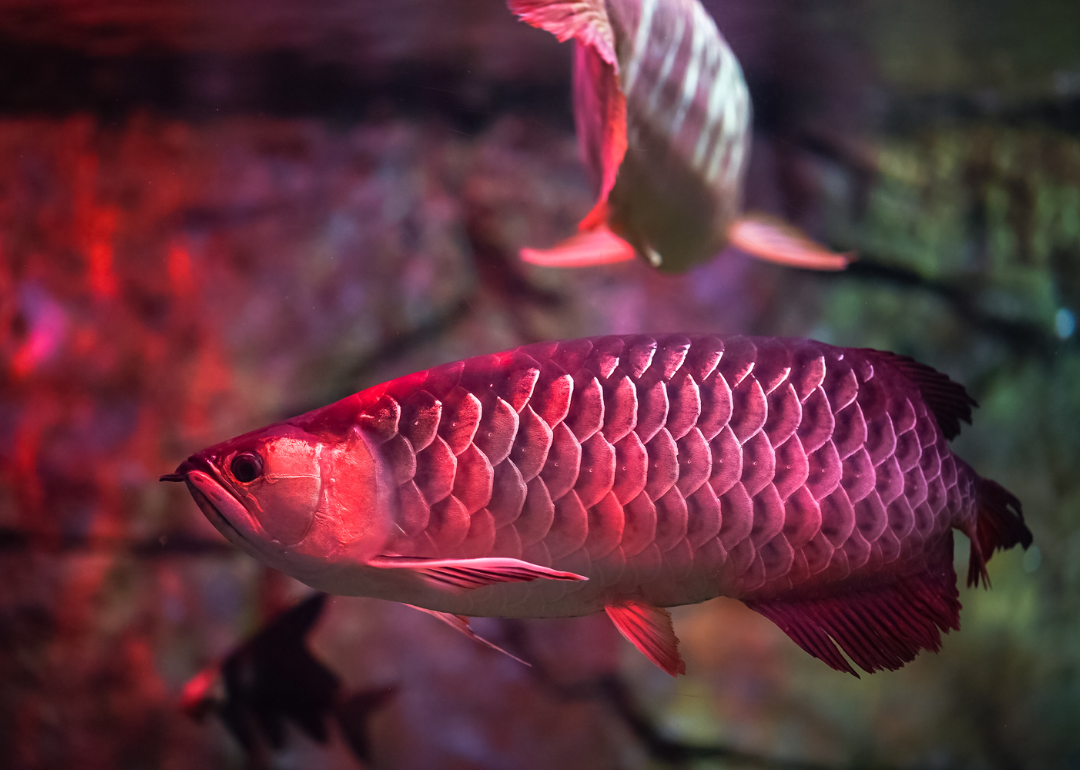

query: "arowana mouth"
left=162, top=458, right=250, bottom=547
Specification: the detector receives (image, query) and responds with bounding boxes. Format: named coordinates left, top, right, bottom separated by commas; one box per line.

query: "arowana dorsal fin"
left=868, top=347, right=980, bottom=438
left=863, top=349, right=977, bottom=440
left=572, top=38, right=628, bottom=213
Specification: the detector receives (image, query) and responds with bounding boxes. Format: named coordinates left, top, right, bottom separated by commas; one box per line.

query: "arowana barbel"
left=163, top=334, right=1031, bottom=676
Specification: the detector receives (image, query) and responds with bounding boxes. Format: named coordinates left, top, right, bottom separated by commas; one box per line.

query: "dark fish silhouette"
left=179, top=593, right=395, bottom=761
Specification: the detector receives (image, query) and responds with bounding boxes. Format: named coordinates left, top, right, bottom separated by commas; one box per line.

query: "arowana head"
left=162, top=422, right=390, bottom=586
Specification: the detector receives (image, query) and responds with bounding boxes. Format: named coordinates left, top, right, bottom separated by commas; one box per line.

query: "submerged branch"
left=0, top=527, right=235, bottom=557
left=826, top=257, right=1064, bottom=359
left=503, top=623, right=856, bottom=770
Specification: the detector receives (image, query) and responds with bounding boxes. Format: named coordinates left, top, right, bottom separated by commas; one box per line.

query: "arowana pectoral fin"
left=520, top=226, right=637, bottom=268
left=369, top=555, right=588, bottom=592
left=605, top=600, right=686, bottom=676
left=727, top=213, right=852, bottom=271
left=407, top=605, right=531, bottom=667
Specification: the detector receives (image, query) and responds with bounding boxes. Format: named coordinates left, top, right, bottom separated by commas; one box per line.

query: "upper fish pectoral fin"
left=726, top=213, right=852, bottom=271
left=744, top=558, right=962, bottom=677
left=520, top=226, right=637, bottom=268
left=407, top=605, right=532, bottom=667
left=604, top=600, right=686, bottom=677
left=368, top=555, right=588, bottom=592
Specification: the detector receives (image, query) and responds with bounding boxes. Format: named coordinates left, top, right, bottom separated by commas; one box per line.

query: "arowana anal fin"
left=369, top=555, right=588, bottom=592
left=520, top=225, right=637, bottom=268
left=407, top=605, right=531, bottom=667
left=745, top=549, right=962, bottom=677
left=605, top=600, right=686, bottom=676
left=727, top=213, right=851, bottom=271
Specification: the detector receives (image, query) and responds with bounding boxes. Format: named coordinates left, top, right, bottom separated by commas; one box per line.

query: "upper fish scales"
left=331, top=334, right=975, bottom=617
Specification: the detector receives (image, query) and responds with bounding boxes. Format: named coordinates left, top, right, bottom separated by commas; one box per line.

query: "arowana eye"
left=230, top=452, right=264, bottom=483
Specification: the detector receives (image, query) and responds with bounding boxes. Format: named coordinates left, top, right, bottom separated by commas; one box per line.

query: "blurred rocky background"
left=0, top=1, right=1078, bottom=768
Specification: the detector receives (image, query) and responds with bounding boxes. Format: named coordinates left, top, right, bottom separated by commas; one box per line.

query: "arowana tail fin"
left=967, top=477, right=1032, bottom=588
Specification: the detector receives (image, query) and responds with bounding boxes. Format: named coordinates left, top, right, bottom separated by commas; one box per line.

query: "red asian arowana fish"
left=508, top=0, right=850, bottom=273
left=163, top=334, right=1030, bottom=676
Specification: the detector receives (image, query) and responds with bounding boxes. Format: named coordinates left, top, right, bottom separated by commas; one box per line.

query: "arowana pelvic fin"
left=605, top=600, right=686, bottom=676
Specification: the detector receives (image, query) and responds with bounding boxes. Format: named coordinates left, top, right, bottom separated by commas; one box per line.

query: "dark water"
left=0, top=1, right=1078, bottom=767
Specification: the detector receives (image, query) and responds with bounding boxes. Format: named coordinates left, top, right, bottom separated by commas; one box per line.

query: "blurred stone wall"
left=0, top=2, right=1079, bottom=769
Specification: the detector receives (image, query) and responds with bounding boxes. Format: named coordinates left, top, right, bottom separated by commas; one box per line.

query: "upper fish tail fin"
left=727, top=213, right=851, bottom=271
left=967, top=477, right=1032, bottom=588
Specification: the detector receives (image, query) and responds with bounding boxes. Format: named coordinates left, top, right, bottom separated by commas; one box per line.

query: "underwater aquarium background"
left=1, top=0, right=1078, bottom=767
